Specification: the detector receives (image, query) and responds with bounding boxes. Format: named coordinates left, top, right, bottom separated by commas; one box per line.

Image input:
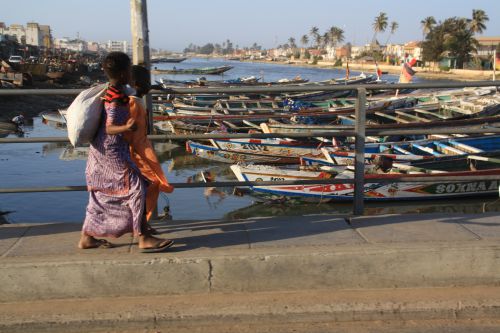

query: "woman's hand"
left=126, top=118, right=137, bottom=131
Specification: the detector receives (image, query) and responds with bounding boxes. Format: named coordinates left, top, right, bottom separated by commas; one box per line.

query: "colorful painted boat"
left=186, top=141, right=298, bottom=164
left=230, top=164, right=500, bottom=202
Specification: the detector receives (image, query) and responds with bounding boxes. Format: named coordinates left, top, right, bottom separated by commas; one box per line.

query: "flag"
left=345, top=62, right=350, bottom=80
left=375, top=62, right=382, bottom=80
left=399, top=59, right=417, bottom=83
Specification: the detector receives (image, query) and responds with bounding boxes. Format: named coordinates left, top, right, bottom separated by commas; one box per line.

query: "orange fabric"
left=124, top=97, right=174, bottom=221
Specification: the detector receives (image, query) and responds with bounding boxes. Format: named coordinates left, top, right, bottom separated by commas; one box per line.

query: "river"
left=1, top=58, right=499, bottom=223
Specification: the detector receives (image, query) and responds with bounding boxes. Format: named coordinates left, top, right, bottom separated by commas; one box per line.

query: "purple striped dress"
left=82, top=85, right=145, bottom=238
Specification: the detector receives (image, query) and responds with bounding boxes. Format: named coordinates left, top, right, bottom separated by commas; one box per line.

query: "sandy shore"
left=237, top=58, right=497, bottom=82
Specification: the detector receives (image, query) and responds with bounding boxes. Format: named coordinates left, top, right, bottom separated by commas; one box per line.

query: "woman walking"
left=78, top=52, right=173, bottom=252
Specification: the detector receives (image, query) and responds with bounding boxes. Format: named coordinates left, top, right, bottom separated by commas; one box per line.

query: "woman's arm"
left=106, top=117, right=137, bottom=135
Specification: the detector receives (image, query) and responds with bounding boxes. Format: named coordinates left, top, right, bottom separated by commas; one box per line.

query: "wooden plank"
left=448, top=140, right=484, bottom=153
left=394, top=110, right=431, bottom=122
left=413, top=108, right=448, bottom=119
left=392, top=145, right=412, bottom=155
left=412, top=143, right=443, bottom=156
left=374, top=112, right=410, bottom=123
left=468, top=155, right=500, bottom=164
left=433, top=142, right=466, bottom=155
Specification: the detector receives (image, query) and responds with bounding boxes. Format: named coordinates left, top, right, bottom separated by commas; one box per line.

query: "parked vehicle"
left=8, top=56, right=23, bottom=64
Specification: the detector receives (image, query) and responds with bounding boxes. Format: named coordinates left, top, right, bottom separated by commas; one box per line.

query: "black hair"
left=131, top=65, right=151, bottom=95
left=102, top=52, right=131, bottom=80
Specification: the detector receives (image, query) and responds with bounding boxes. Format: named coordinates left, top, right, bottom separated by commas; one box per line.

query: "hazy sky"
left=2, top=0, right=500, bottom=51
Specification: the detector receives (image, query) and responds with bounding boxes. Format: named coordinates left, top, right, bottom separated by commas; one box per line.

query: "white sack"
left=66, top=84, right=107, bottom=147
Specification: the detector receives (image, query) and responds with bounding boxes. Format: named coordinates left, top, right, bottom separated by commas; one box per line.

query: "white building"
left=0, top=23, right=26, bottom=44
left=54, top=38, right=87, bottom=52
left=106, top=40, right=132, bottom=55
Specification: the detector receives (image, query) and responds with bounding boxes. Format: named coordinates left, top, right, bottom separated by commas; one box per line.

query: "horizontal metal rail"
left=0, top=81, right=499, bottom=96
left=0, top=175, right=498, bottom=194
left=1, top=127, right=500, bottom=144
left=2, top=80, right=500, bottom=216
left=155, top=81, right=500, bottom=95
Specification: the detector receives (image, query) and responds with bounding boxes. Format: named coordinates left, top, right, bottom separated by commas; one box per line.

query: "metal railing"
left=1, top=80, right=500, bottom=216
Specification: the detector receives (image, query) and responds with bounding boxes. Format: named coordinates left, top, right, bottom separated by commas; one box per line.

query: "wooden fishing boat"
left=151, top=57, right=187, bottom=63
left=186, top=141, right=298, bottom=164
left=151, top=65, right=233, bottom=75
left=300, top=134, right=500, bottom=168
left=210, top=138, right=322, bottom=158
left=230, top=164, right=500, bottom=202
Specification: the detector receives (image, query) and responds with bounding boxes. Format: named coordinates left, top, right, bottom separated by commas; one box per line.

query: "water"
left=1, top=58, right=499, bottom=223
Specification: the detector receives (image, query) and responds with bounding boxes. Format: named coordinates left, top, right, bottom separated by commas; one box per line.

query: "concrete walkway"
left=1, top=212, right=500, bottom=331
left=1, top=212, right=500, bottom=300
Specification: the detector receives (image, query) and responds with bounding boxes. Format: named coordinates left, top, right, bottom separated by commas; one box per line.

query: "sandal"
left=141, top=239, right=174, bottom=253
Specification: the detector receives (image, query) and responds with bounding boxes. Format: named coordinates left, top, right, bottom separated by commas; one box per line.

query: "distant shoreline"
left=192, top=55, right=497, bottom=82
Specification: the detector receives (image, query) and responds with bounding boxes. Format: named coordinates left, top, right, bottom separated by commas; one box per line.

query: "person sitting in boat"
left=368, top=155, right=394, bottom=174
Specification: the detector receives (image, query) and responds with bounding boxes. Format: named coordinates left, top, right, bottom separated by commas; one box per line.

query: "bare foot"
left=78, top=234, right=114, bottom=249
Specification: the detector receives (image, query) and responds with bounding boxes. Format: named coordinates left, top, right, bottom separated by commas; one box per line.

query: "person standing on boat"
left=124, top=65, right=174, bottom=233
left=78, top=52, right=174, bottom=252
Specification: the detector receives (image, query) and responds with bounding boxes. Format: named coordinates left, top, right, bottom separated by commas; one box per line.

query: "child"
left=78, top=52, right=173, bottom=252
left=124, top=65, right=174, bottom=229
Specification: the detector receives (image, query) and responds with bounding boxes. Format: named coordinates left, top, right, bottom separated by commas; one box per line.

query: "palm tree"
left=326, top=26, right=345, bottom=47
left=310, top=26, right=319, bottom=48
left=385, top=21, right=399, bottom=45
left=372, top=12, right=388, bottom=44
left=470, top=9, right=489, bottom=34
left=300, top=34, right=309, bottom=48
left=288, top=37, right=297, bottom=49
left=420, top=16, right=436, bottom=40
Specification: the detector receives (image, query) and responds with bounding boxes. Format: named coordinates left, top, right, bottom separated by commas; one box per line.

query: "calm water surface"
left=1, top=58, right=499, bottom=223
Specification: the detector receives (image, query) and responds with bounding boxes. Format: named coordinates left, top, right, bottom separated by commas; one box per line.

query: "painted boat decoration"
left=230, top=164, right=500, bottom=202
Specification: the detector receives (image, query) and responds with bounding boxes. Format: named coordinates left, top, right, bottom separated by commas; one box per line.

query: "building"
left=403, top=41, right=422, bottom=61
left=476, top=36, right=500, bottom=57
left=39, top=25, right=52, bottom=49
left=54, top=38, right=87, bottom=52
left=26, top=22, right=41, bottom=47
left=0, top=24, right=26, bottom=44
left=0, top=22, right=52, bottom=48
left=86, top=41, right=101, bottom=53
left=106, top=40, right=132, bottom=55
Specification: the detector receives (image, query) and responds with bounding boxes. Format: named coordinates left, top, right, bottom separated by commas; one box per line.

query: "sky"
left=2, top=0, right=500, bottom=51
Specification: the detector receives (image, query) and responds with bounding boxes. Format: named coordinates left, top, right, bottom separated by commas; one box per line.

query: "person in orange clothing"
left=124, top=65, right=174, bottom=226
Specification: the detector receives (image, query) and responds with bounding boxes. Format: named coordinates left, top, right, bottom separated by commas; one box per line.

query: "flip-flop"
left=140, top=239, right=174, bottom=253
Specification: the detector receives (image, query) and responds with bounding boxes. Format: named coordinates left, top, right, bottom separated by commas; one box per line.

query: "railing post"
left=353, top=87, right=366, bottom=215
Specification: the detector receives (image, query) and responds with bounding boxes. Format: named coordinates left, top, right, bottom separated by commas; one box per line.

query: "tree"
left=372, top=12, right=388, bottom=43
left=385, top=21, right=398, bottom=45
left=422, top=17, right=479, bottom=69
left=310, top=26, right=319, bottom=48
left=421, top=16, right=437, bottom=40
left=300, top=35, right=309, bottom=48
left=288, top=37, right=297, bottom=49
left=327, top=26, right=345, bottom=47
left=470, top=9, right=489, bottom=34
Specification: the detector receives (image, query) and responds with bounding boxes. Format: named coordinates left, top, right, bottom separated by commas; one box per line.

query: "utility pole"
left=130, top=0, right=153, bottom=133
left=130, top=0, right=158, bottom=219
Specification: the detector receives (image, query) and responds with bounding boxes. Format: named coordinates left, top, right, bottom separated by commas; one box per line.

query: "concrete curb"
left=1, top=287, right=500, bottom=333
left=1, top=242, right=500, bottom=302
